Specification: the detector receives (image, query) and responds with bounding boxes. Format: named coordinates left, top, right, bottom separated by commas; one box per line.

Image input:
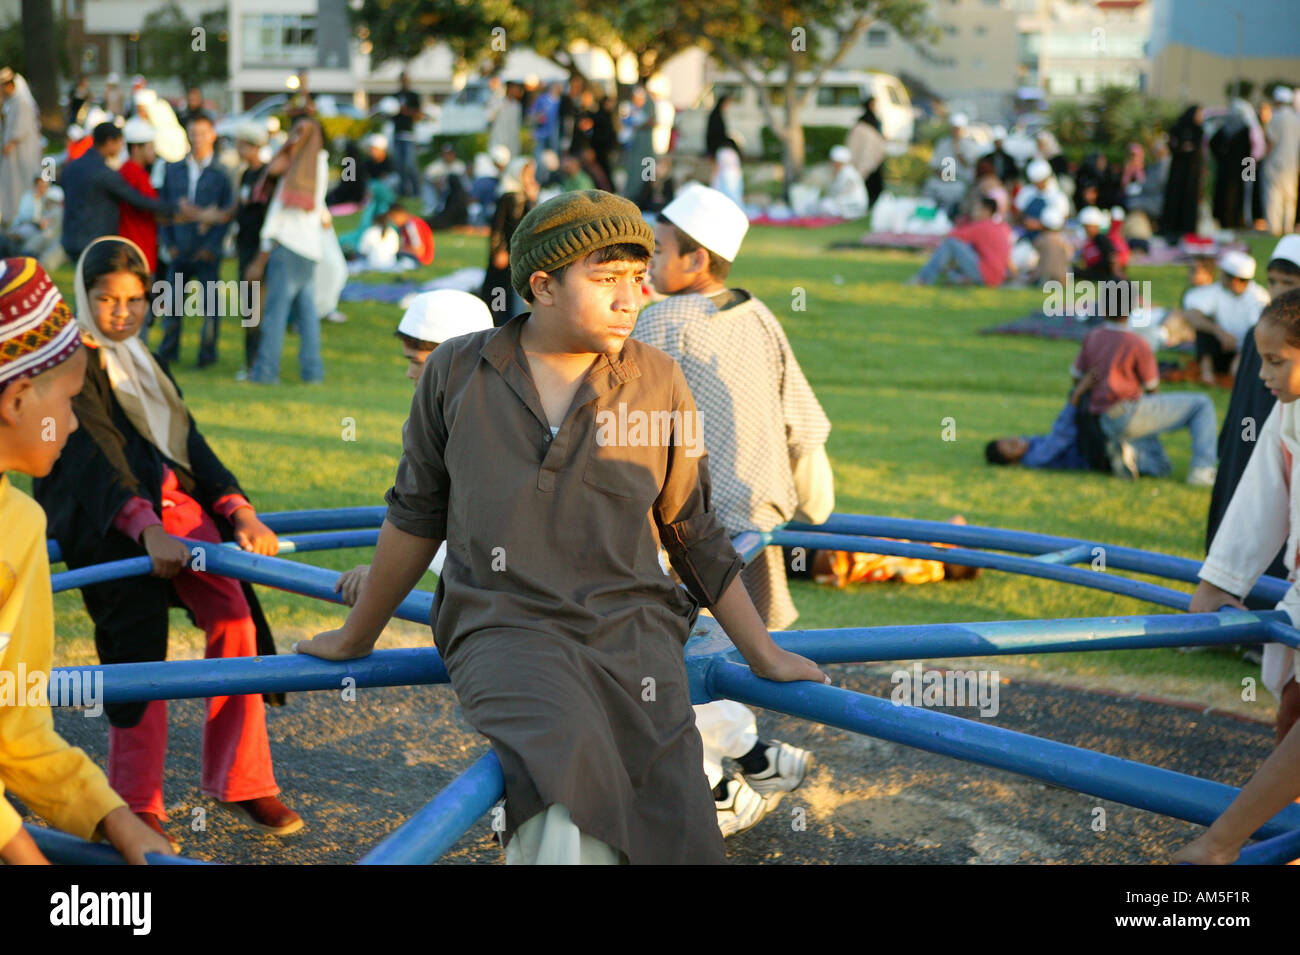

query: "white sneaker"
left=714, top=775, right=770, bottom=837
left=1187, top=465, right=1217, bottom=487
left=741, top=741, right=813, bottom=802
left=324, top=310, right=348, bottom=324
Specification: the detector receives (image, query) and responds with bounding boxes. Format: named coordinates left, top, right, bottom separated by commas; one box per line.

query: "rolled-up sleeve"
left=654, top=363, right=745, bottom=606
left=384, top=348, right=451, bottom=540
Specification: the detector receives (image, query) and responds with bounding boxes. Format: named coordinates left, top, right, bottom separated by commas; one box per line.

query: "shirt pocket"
left=581, top=436, right=661, bottom=505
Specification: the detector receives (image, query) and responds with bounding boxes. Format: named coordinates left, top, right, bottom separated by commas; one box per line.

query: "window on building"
left=867, top=27, right=889, bottom=47
left=80, top=44, right=97, bottom=73
left=242, top=14, right=317, bottom=67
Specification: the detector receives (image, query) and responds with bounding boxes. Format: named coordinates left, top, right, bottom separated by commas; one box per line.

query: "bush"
left=884, top=144, right=933, bottom=194
left=429, top=132, right=489, bottom=164
left=759, top=125, right=848, bottom=164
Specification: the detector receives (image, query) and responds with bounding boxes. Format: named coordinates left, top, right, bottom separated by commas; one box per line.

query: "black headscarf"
left=859, top=97, right=881, bottom=132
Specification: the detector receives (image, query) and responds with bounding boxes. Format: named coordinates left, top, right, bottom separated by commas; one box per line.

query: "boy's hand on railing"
left=293, top=627, right=375, bottom=661
left=0, top=826, right=50, bottom=865
left=334, top=565, right=370, bottom=607
left=232, top=508, right=279, bottom=556
left=1171, top=831, right=1239, bottom=866
left=1188, top=579, right=1247, bottom=614
left=141, top=526, right=190, bottom=579
left=748, top=646, right=831, bottom=685
left=97, top=805, right=175, bottom=865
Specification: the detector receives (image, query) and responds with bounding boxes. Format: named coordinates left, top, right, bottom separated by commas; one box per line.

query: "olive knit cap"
left=509, top=189, right=654, bottom=298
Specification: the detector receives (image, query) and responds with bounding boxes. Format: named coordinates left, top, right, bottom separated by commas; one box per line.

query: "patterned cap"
left=0, top=258, right=81, bottom=388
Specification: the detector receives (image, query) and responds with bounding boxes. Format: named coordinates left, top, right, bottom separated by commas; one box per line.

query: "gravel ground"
left=36, top=662, right=1274, bottom=865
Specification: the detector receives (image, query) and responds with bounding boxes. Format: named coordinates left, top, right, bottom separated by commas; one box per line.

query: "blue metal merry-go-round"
left=26, top=508, right=1300, bottom=866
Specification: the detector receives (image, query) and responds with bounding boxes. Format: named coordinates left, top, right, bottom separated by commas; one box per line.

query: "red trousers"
left=108, top=474, right=278, bottom=818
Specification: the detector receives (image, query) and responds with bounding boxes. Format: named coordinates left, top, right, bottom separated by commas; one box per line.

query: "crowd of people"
left=5, top=63, right=1300, bottom=868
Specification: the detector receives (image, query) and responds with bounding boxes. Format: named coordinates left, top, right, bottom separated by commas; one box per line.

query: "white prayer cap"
left=67, top=124, right=85, bottom=141
left=83, top=106, right=109, bottom=130
left=366, top=132, right=389, bottom=152
left=234, top=120, right=269, bottom=146
left=122, top=118, right=156, bottom=144
left=105, top=72, right=120, bottom=85
left=1218, top=249, right=1256, bottom=280
left=397, top=290, right=493, bottom=345
left=1040, top=206, right=1065, bottom=230
left=45, top=185, right=64, bottom=203
left=829, top=144, right=852, bottom=164
left=1110, top=206, right=1126, bottom=222
left=1026, top=158, right=1051, bottom=182
left=1270, top=234, right=1300, bottom=269
left=991, top=125, right=1007, bottom=140
left=133, top=87, right=156, bottom=108
left=1274, top=85, right=1294, bottom=104
left=661, top=183, right=750, bottom=262
left=489, top=143, right=511, bottom=167
left=1079, top=206, right=1109, bottom=229
left=950, top=112, right=969, bottom=129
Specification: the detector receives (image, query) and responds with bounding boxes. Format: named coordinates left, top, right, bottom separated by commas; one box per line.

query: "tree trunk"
left=21, top=0, right=62, bottom=133
left=783, top=111, right=806, bottom=202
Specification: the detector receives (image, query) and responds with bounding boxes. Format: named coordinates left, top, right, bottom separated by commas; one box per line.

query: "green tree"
left=2, top=0, right=69, bottom=131
left=138, top=2, right=229, bottom=89
left=676, top=0, right=930, bottom=185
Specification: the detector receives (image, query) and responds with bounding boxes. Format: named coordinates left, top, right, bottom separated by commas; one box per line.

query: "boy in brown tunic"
left=297, top=191, right=827, bottom=864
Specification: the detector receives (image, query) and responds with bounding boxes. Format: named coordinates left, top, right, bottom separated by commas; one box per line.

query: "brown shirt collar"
left=479, top=311, right=643, bottom=426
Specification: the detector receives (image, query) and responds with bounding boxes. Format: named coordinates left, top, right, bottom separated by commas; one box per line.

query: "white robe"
left=1200, top=401, right=1300, bottom=698
left=0, top=76, right=43, bottom=225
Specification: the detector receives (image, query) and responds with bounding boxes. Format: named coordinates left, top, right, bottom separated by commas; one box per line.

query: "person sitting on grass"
left=1027, top=205, right=1072, bottom=288
left=907, top=195, right=1012, bottom=287
left=295, top=190, right=830, bottom=865
left=1076, top=206, right=1126, bottom=283
left=0, top=257, right=173, bottom=865
left=32, top=236, right=300, bottom=850
left=1180, top=250, right=1270, bottom=388
left=984, top=370, right=1171, bottom=477
left=332, top=289, right=495, bottom=605
left=1178, top=289, right=1300, bottom=864
left=1070, top=278, right=1218, bottom=485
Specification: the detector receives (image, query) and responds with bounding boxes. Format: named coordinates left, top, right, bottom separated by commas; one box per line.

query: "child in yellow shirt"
left=0, top=257, right=171, bottom=864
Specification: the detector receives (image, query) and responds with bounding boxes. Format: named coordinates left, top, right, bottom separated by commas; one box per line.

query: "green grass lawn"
left=22, top=224, right=1286, bottom=718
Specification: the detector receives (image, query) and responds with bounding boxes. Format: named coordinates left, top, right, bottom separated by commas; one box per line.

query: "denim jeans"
left=158, top=259, right=222, bottom=367
left=917, top=237, right=984, bottom=285
left=249, top=244, right=322, bottom=384
left=1101, top=393, right=1217, bottom=471
left=394, top=136, right=420, bottom=198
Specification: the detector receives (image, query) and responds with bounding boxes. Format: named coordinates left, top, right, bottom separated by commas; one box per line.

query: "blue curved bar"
left=770, top=529, right=1195, bottom=610
left=706, top=658, right=1300, bottom=840
left=25, top=825, right=211, bottom=865
left=359, top=751, right=505, bottom=865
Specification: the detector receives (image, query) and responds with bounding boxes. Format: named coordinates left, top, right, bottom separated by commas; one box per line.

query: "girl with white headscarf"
left=32, top=235, right=301, bottom=848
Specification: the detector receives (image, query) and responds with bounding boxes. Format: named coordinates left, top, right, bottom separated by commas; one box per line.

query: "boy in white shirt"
left=1182, top=250, right=1270, bottom=386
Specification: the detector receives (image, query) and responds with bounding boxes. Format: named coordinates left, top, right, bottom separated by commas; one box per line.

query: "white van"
left=676, top=69, right=914, bottom=158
